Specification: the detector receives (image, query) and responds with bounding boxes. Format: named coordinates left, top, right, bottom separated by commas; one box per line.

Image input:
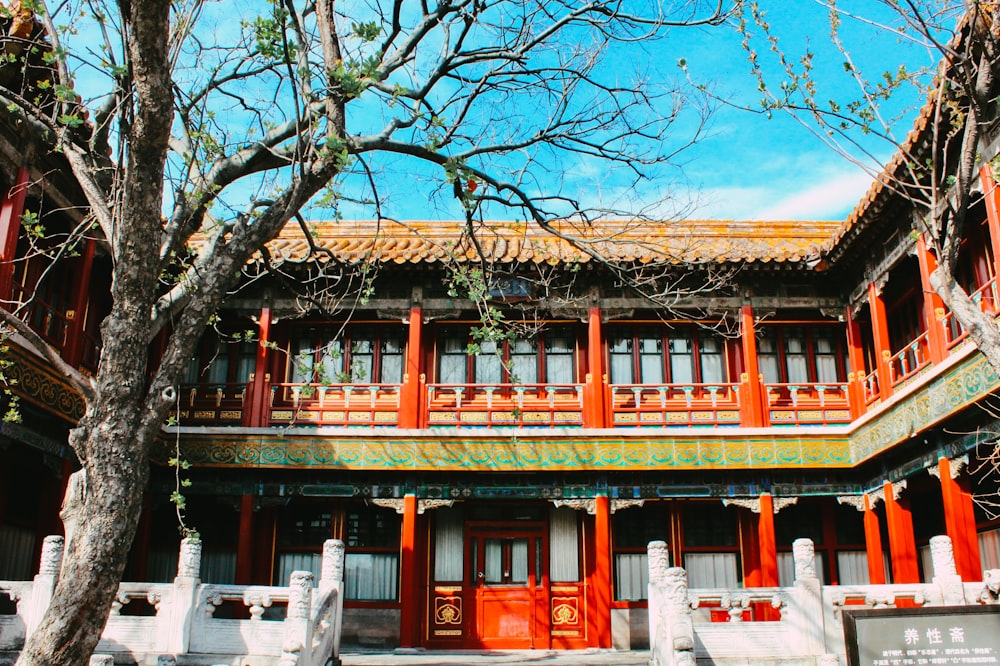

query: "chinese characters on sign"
left=845, top=606, right=1000, bottom=666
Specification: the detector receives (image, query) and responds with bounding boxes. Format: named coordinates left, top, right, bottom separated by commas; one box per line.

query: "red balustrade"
left=888, top=332, right=931, bottom=387
left=761, top=382, right=851, bottom=426
left=607, top=383, right=741, bottom=427
left=424, top=382, right=584, bottom=428
left=268, top=382, right=402, bottom=427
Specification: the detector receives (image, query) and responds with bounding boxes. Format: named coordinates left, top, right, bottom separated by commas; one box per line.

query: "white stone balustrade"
left=648, top=534, right=999, bottom=666
left=0, top=535, right=346, bottom=666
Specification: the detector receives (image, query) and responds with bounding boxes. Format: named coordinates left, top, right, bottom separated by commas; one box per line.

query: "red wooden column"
left=399, top=303, right=423, bottom=429
left=586, top=304, right=606, bottom=428
left=863, top=494, right=887, bottom=585
left=0, top=167, right=29, bottom=301
left=235, top=493, right=255, bottom=585
left=738, top=507, right=762, bottom=587
left=758, top=494, right=779, bottom=587
left=844, top=306, right=867, bottom=417
left=868, top=282, right=894, bottom=401
left=980, top=165, right=1000, bottom=278
left=590, top=494, right=612, bottom=648
left=915, top=234, right=948, bottom=364
left=935, top=456, right=982, bottom=581
left=399, top=494, right=420, bottom=648
left=733, top=495, right=778, bottom=587
left=738, top=305, right=765, bottom=427
left=883, top=481, right=919, bottom=583
left=247, top=307, right=273, bottom=427
left=62, top=237, right=96, bottom=367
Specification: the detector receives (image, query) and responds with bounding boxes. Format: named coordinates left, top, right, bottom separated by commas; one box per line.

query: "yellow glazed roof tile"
left=255, top=218, right=846, bottom=266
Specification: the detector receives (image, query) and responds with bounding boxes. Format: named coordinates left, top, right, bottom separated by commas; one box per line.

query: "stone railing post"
left=647, top=540, right=695, bottom=666
left=319, top=538, right=345, bottom=663
left=24, top=535, right=63, bottom=638
left=280, top=571, right=314, bottom=666
left=930, top=534, right=967, bottom=605
left=788, top=538, right=827, bottom=658
left=163, top=537, right=202, bottom=655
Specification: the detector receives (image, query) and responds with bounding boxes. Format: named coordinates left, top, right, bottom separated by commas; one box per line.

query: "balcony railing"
left=763, top=382, right=851, bottom=426
left=608, top=383, right=741, bottom=427
left=174, top=382, right=251, bottom=426
left=268, top=382, right=402, bottom=427
left=942, top=277, right=999, bottom=349
left=888, top=332, right=931, bottom=387
left=424, top=382, right=584, bottom=428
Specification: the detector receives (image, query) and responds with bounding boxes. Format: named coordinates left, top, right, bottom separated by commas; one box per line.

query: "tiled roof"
left=261, top=218, right=844, bottom=266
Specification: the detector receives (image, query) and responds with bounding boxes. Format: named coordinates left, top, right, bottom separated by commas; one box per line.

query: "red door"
left=467, top=526, right=549, bottom=648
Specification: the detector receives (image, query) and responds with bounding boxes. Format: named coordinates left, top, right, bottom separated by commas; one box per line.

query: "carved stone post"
left=279, top=571, right=314, bottom=666
left=788, top=538, right=826, bottom=658
left=24, top=535, right=63, bottom=638
left=319, top=538, right=345, bottom=663
left=320, top=538, right=345, bottom=587
left=647, top=541, right=695, bottom=666
left=164, top=537, right=202, bottom=655
left=792, top=537, right=818, bottom=582
left=929, top=535, right=967, bottom=605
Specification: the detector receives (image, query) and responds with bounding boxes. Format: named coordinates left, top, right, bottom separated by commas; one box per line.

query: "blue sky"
left=672, top=1, right=948, bottom=221
left=59, top=1, right=952, bottom=225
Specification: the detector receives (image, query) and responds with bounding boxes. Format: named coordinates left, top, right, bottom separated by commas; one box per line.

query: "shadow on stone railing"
left=0, top=536, right=345, bottom=666
left=648, top=535, right=1000, bottom=666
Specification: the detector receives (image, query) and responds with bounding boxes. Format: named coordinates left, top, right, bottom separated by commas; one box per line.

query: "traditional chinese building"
left=4, top=44, right=1000, bottom=658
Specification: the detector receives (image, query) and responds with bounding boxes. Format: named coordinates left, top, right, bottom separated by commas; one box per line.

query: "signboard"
left=844, top=606, right=1000, bottom=666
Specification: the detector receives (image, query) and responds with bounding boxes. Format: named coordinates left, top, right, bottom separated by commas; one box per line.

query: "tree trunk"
left=15, top=417, right=148, bottom=666
left=930, top=266, right=1000, bottom=374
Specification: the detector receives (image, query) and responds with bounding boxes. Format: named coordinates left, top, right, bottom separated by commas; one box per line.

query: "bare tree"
left=0, top=0, right=731, bottom=662
left=733, top=1, right=1000, bottom=371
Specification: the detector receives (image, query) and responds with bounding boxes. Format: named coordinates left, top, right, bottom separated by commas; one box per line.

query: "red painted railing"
left=607, top=383, right=741, bottom=427
left=762, top=382, right=851, bottom=426
left=424, top=382, right=584, bottom=428
left=174, top=382, right=251, bottom=425
left=268, top=382, right=402, bottom=427
left=888, top=332, right=931, bottom=387
left=941, top=278, right=999, bottom=349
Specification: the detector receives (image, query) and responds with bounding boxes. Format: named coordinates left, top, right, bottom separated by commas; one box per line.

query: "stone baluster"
left=929, top=534, right=966, bottom=605
left=320, top=538, right=346, bottom=663
left=789, top=538, right=826, bottom=658
left=24, top=535, right=63, bottom=638
left=163, top=537, right=202, bottom=655
left=279, top=571, right=314, bottom=666
left=647, top=540, right=695, bottom=666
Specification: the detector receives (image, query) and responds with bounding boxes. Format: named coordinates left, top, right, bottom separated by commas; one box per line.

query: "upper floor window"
left=757, top=326, right=845, bottom=385
left=608, top=327, right=726, bottom=385
left=288, top=326, right=404, bottom=384
left=182, top=325, right=257, bottom=386
left=436, top=327, right=576, bottom=385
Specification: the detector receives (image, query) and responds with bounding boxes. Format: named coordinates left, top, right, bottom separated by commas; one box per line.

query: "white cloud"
left=693, top=165, right=877, bottom=221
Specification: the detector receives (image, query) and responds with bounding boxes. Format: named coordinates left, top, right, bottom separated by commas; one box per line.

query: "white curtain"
left=345, top=553, right=398, bottom=601
left=980, top=528, right=1000, bottom=571
left=278, top=552, right=322, bottom=586
left=484, top=539, right=502, bottom=583
left=614, top=553, right=648, bottom=601
left=0, top=525, right=35, bottom=580
left=147, top=547, right=178, bottom=583
left=836, top=551, right=869, bottom=585
left=511, top=539, right=528, bottom=584
left=433, top=507, right=464, bottom=582
left=777, top=552, right=824, bottom=586
left=919, top=545, right=933, bottom=583
left=684, top=553, right=739, bottom=588
left=549, top=507, right=580, bottom=582
left=202, top=550, right=237, bottom=584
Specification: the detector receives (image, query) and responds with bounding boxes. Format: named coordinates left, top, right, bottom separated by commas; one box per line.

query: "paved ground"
left=339, top=649, right=651, bottom=665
